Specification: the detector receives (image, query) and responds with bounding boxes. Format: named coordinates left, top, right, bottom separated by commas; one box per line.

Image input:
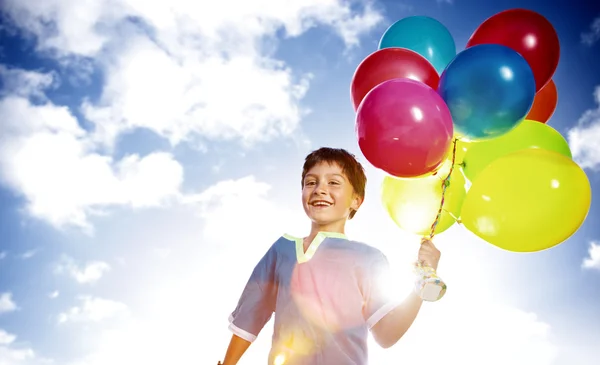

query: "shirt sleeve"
left=362, top=251, right=400, bottom=329
left=228, top=243, right=277, bottom=342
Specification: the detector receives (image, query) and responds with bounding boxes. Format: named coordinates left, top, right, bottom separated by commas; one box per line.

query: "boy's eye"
left=329, top=180, right=340, bottom=185
left=305, top=181, right=316, bottom=186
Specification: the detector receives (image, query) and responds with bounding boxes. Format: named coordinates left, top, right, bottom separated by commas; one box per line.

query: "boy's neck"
left=304, top=221, right=346, bottom=249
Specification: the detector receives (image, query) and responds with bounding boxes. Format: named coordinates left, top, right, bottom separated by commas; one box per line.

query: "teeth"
left=313, top=202, right=331, bottom=206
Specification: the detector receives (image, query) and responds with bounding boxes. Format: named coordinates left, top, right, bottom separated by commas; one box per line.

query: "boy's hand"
left=418, top=238, right=441, bottom=271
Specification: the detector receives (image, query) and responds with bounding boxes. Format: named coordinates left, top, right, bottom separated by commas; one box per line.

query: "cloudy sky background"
left=0, top=0, right=599, bottom=364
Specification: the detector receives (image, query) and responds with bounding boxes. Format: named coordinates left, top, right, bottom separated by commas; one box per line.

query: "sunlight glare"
left=411, top=107, right=424, bottom=122
left=524, top=34, right=537, bottom=49
left=405, top=73, right=420, bottom=82
left=500, top=66, right=514, bottom=81
left=274, top=353, right=286, bottom=365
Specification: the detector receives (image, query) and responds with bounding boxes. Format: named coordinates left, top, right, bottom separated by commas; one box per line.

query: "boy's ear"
left=351, top=194, right=363, bottom=211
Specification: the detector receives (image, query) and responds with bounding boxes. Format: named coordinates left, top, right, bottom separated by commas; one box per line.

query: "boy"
left=219, top=147, right=441, bottom=365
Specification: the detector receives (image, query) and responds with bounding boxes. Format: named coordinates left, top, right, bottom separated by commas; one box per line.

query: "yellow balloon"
left=381, top=160, right=467, bottom=236
left=460, top=149, right=592, bottom=252
left=461, top=120, right=572, bottom=182
left=454, top=138, right=469, bottom=167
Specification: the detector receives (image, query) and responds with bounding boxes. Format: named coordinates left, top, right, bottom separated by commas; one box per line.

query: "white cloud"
left=0, top=252, right=6, bottom=260
left=49, top=291, right=60, bottom=299
left=0, top=329, right=34, bottom=365
left=582, top=241, right=600, bottom=270
left=0, top=92, right=184, bottom=231
left=2, top=0, right=110, bottom=57
left=581, top=17, right=600, bottom=46
left=0, top=0, right=382, bottom=230
left=55, top=175, right=303, bottom=365
left=3, top=0, right=382, bottom=57
left=367, top=301, right=557, bottom=365
left=0, top=346, right=37, bottom=365
left=183, top=175, right=306, bottom=248
left=54, top=256, right=111, bottom=284
left=58, top=296, right=129, bottom=324
left=0, top=330, right=16, bottom=345
left=0, top=65, right=58, bottom=100
left=0, top=293, right=18, bottom=314
left=568, top=85, right=600, bottom=170
left=151, top=247, right=171, bottom=260
left=20, top=249, right=39, bottom=260
left=0, top=329, right=53, bottom=365
left=1, top=0, right=384, bottom=149
left=63, top=317, right=215, bottom=365
left=81, top=35, right=313, bottom=149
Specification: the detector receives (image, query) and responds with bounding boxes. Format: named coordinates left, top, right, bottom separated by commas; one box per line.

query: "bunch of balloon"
left=350, top=16, right=460, bottom=302
left=350, top=9, right=592, bottom=302
left=452, top=9, right=592, bottom=253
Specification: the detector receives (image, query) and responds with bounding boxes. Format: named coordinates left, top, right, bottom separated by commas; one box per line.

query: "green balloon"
left=461, top=120, right=572, bottom=182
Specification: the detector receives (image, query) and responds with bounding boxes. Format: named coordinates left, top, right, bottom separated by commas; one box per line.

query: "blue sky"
left=0, top=0, right=599, bottom=364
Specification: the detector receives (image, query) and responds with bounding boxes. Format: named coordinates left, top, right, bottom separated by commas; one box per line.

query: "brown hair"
left=301, top=147, right=366, bottom=219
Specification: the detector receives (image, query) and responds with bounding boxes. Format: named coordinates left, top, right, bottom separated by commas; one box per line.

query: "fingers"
left=419, top=239, right=438, bottom=252
left=419, top=243, right=440, bottom=257
left=418, top=237, right=441, bottom=270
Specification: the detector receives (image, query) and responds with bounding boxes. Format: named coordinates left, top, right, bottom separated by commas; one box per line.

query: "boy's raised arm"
left=368, top=239, right=441, bottom=348
left=219, top=334, right=251, bottom=365
left=370, top=291, right=423, bottom=348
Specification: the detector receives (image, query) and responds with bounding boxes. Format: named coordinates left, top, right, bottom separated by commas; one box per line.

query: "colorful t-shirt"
left=228, top=232, right=399, bottom=365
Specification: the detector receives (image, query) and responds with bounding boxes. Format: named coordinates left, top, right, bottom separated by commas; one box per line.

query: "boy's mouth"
left=310, top=200, right=332, bottom=207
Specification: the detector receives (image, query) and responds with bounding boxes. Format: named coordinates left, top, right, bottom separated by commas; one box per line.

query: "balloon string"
left=426, top=138, right=459, bottom=240
left=442, top=208, right=460, bottom=222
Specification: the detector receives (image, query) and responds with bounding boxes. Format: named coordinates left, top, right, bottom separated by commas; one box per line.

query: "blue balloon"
left=379, top=16, right=456, bottom=74
left=438, top=44, right=536, bottom=141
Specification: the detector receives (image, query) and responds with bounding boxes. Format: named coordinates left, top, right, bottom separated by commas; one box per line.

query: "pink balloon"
left=356, top=78, right=453, bottom=178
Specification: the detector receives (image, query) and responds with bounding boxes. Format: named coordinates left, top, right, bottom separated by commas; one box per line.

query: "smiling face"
left=301, top=161, right=362, bottom=233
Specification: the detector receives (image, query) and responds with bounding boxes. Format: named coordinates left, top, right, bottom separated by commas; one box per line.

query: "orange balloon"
left=525, top=79, right=557, bottom=123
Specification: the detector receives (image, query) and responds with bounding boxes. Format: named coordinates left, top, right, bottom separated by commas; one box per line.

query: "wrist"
left=409, top=289, right=424, bottom=302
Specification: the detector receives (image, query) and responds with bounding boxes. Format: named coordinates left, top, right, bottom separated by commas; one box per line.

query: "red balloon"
left=356, top=78, right=453, bottom=178
left=466, top=9, right=560, bottom=92
left=526, top=79, right=557, bottom=123
left=350, top=48, right=439, bottom=111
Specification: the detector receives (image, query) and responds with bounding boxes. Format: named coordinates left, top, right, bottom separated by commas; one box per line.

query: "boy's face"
left=302, top=161, right=362, bottom=229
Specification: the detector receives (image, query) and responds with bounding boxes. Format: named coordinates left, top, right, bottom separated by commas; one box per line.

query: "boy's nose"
left=314, top=184, right=328, bottom=194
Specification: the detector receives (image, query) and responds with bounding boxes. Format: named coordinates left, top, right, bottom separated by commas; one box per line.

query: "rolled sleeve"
left=228, top=245, right=277, bottom=342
